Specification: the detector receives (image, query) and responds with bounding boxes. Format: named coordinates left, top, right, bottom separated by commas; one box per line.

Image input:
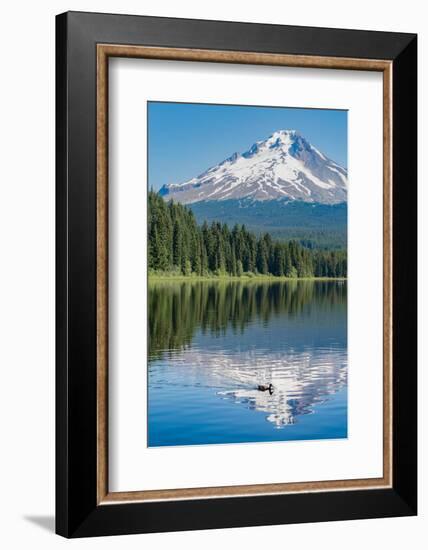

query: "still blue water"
left=148, top=280, right=347, bottom=446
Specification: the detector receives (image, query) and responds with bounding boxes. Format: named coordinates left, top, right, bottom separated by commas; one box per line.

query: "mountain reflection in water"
left=148, top=280, right=347, bottom=446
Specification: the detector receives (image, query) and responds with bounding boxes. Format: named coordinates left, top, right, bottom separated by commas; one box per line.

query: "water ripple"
left=149, top=344, right=347, bottom=429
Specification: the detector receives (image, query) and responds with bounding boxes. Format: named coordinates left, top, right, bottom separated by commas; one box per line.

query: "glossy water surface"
left=148, top=280, right=347, bottom=446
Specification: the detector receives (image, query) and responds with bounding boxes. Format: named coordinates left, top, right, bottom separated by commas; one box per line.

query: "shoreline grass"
left=148, top=273, right=347, bottom=283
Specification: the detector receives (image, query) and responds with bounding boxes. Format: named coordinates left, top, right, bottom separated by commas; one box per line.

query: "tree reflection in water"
left=148, top=280, right=347, bottom=430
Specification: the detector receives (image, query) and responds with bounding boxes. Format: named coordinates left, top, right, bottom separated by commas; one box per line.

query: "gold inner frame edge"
left=96, top=44, right=393, bottom=505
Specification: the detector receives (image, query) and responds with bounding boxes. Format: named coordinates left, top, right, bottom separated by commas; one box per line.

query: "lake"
left=148, top=279, right=347, bottom=447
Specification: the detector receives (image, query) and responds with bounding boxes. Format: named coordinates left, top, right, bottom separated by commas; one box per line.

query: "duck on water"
left=257, top=383, right=274, bottom=395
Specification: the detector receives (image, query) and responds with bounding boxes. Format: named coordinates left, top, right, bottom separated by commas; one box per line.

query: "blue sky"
left=148, top=102, right=347, bottom=191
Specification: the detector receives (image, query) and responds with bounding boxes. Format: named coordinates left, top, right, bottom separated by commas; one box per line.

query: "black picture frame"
left=56, top=11, right=417, bottom=538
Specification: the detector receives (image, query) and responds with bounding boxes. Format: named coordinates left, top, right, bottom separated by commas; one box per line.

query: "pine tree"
left=172, top=220, right=182, bottom=268
left=273, top=243, right=284, bottom=276
left=230, top=244, right=237, bottom=276
left=256, top=239, right=268, bottom=274
left=200, top=237, right=208, bottom=275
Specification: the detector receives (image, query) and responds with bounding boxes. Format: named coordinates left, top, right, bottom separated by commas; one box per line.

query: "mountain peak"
left=159, top=130, right=347, bottom=204
left=243, top=129, right=299, bottom=157
left=270, top=128, right=299, bottom=141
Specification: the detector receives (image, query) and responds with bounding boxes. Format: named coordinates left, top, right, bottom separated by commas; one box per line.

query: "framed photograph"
left=56, top=11, right=417, bottom=537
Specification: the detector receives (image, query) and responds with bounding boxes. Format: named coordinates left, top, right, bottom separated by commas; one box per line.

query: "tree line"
left=148, top=191, right=347, bottom=278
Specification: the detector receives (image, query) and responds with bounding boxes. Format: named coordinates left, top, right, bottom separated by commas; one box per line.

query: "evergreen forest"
left=148, top=191, right=347, bottom=279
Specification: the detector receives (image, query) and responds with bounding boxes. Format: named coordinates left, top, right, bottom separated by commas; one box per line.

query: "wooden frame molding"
left=96, top=43, right=393, bottom=505
left=57, top=12, right=417, bottom=538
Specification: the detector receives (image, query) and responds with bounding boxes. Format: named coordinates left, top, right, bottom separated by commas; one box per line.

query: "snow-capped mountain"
left=159, top=129, right=347, bottom=205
